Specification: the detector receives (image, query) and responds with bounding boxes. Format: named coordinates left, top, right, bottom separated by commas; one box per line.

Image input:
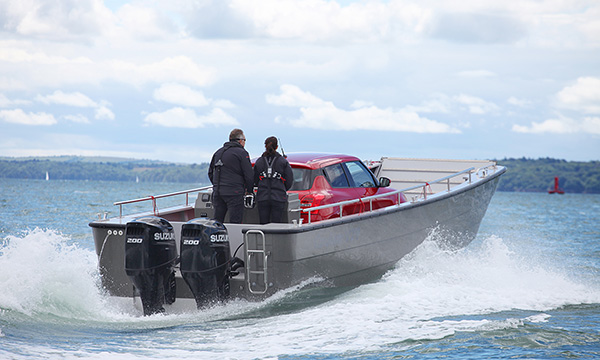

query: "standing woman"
left=253, top=136, right=294, bottom=224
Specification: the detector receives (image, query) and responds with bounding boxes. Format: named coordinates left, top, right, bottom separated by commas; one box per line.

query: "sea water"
left=0, top=178, right=599, bottom=359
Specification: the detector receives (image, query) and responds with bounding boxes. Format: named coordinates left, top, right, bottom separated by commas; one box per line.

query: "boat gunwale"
left=241, top=165, right=506, bottom=235
left=89, top=165, right=506, bottom=233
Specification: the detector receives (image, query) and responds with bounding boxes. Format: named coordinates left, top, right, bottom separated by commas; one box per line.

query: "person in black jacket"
left=253, top=136, right=294, bottom=224
left=208, top=129, right=254, bottom=224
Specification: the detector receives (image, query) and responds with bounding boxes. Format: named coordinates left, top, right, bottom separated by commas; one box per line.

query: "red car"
left=282, top=153, right=407, bottom=223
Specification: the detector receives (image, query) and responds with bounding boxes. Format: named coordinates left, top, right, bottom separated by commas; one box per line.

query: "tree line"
left=0, top=159, right=211, bottom=184
left=1, top=157, right=599, bottom=193
left=495, top=158, right=600, bottom=194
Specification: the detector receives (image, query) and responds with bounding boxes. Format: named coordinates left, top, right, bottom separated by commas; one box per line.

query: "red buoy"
left=548, top=177, right=564, bottom=194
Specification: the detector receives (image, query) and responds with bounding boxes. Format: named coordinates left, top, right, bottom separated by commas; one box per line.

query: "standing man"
left=208, top=129, right=254, bottom=224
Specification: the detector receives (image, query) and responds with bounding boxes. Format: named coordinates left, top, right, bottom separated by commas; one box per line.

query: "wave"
left=379, top=234, right=600, bottom=317
left=1, top=228, right=599, bottom=359
left=0, top=229, right=109, bottom=319
left=220, top=234, right=600, bottom=354
left=0, top=229, right=325, bottom=326
left=2, top=229, right=598, bottom=320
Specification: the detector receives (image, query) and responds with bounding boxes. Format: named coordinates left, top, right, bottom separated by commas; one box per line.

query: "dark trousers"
left=213, top=193, right=244, bottom=224
left=257, top=200, right=286, bottom=224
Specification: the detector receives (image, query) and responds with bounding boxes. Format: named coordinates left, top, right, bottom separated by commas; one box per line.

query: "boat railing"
left=114, top=186, right=212, bottom=218
left=295, top=166, right=481, bottom=224
left=110, top=164, right=498, bottom=221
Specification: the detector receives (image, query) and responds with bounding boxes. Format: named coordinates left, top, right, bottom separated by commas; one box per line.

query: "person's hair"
left=229, top=128, right=244, bottom=141
left=262, top=136, right=278, bottom=157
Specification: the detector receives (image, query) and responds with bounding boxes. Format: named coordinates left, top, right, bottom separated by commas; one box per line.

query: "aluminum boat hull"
left=90, top=159, right=505, bottom=312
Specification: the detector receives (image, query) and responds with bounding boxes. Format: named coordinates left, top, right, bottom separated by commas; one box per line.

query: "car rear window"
left=290, top=168, right=318, bottom=191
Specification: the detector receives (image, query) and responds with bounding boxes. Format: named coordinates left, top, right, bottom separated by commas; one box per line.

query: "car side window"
left=323, top=163, right=350, bottom=188
left=344, top=161, right=376, bottom=188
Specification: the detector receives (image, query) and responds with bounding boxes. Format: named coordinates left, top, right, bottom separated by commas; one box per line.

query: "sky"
left=0, top=0, right=599, bottom=164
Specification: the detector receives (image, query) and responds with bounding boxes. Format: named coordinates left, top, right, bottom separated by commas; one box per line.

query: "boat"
left=89, top=155, right=506, bottom=315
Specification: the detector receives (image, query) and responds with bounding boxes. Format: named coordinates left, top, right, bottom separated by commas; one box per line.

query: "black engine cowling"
left=124, top=216, right=177, bottom=316
left=180, top=218, right=233, bottom=308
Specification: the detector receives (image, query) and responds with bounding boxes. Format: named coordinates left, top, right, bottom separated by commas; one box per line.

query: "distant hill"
left=0, top=156, right=599, bottom=193
left=0, top=155, right=169, bottom=164
left=0, top=156, right=210, bottom=184
left=495, top=158, right=600, bottom=194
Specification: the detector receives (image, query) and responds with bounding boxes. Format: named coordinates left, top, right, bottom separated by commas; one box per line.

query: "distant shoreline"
left=1, top=156, right=598, bottom=194
left=0, top=157, right=210, bottom=184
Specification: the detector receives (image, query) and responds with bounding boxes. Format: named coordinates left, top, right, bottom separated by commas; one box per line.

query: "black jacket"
left=253, top=153, right=294, bottom=203
left=208, top=141, right=254, bottom=196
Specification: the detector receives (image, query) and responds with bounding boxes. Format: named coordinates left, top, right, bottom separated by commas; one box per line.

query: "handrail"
left=245, top=229, right=269, bottom=294
left=295, top=167, right=479, bottom=224
left=114, top=185, right=212, bottom=218
left=109, top=164, right=496, bottom=221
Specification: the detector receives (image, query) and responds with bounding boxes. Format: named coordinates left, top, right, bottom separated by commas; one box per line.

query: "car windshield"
left=344, top=161, right=377, bottom=187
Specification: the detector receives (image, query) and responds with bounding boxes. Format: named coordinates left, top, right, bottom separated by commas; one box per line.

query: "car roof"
left=284, top=153, right=360, bottom=170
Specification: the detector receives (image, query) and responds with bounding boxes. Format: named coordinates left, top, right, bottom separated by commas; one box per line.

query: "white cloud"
left=556, top=77, right=600, bottom=114
left=153, top=83, right=210, bottom=107
left=581, top=116, right=600, bottom=135
left=266, top=84, right=460, bottom=133
left=507, top=96, right=532, bottom=107
left=266, top=84, right=324, bottom=107
left=0, top=0, right=115, bottom=40
left=213, top=99, right=236, bottom=109
left=36, top=90, right=98, bottom=107
left=1, top=1, right=599, bottom=162
left=0, top=108, right=57, bottom=125
left=0, top=46, right=93, bottom=65
left=351, top=100, right=374, bottom=109
left=454, top=94, right=500, bottom=115
left=512, top=114, right=600, bottom=135
left=115, top=3, right=176, bottom=41
left=515, top=76, right=600, bottom=135
left=405, top=96, right=451, bottom=114
left=198, top=0, right=431, bottom=42
left=512, top=119, right=574, bottom=134
left=406, top=93, right=499, bottom=115
left=2, top=0, right=598, bottom=48
left=0, top=47, right=216, bottom=90
left=110, top=56, right=217, bottom=88
left=64, top=114, right=90, bottom=124
left=95, top=105, right=115, bottom=121
left=0, top=94, right=31, bottom=107
left=179, top=0, right=600, bottom=48
left=143, top=107, right=238, bottom=128
left=431, top=12, right=527, bottom=44
left=34, top=90, right=114, bottom=122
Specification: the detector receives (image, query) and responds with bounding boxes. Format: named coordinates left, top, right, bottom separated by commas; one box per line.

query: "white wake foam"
left=173, top=234, right=600, bottom=358
left=1, top=230, right=599, bottom=360
left=0, top=229, right=115, bottom=319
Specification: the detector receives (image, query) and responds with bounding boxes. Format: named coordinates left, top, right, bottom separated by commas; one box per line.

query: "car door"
left=342, top=161, right=396, bottom=211
left=321, top=163, right=362, bottom=217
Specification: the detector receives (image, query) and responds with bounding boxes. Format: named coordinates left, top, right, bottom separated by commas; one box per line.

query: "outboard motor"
left=180, top=218, right=240, bottom=308
left=125, top=216, right=178, bottom=316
